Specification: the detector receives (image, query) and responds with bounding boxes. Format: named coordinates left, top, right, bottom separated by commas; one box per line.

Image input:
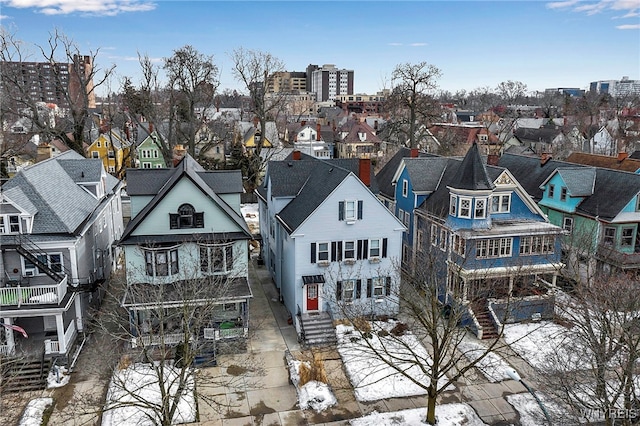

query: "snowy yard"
left=18, top=398, right=53, bottom=426
left=457, top=338, right=514, bottom=383
left=350, top=404, right=487, bottom=426
left=101, top=362, right=196, bottom=426
left=287, top=357, right=337, bottom=412
left=336, top=321, right=454, bottom=402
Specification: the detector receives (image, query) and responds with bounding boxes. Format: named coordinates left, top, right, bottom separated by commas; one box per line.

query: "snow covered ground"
left=101, top=362, right=195, bottom=426
left=506, top=392, right=579, bottom=425
left=336, top=321, right=454, bottom=402
left=18, top=398, right=53, bottom=426
left=350, top=404, right=487, bottom=426
left=287, top=358, right=337, bottom=412
left=457, top=338, right=514, bottom=383
left=240, top=203, right=259, bottom=234
left=502, top=321, right=576, bottom=370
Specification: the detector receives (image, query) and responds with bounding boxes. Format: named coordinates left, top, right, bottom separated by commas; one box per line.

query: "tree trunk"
left=426, top=385, right=437, bottom=424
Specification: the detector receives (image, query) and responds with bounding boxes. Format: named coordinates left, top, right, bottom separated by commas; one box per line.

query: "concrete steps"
left=473, top=304, right=499, bottom=340
left=301, top=312, right=337, bottom=347
left=1, top=356, right=51, bottom=393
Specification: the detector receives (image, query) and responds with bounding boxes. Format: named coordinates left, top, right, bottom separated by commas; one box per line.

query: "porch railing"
left=45, top=319, right=76, bottom=355
left=0, top=344, right=15, bottom=356
left=596, top=244, right=640, bottom=268
left=131, top=333, right=192, bottom=349
left=0, top=276, right=68, bottom=307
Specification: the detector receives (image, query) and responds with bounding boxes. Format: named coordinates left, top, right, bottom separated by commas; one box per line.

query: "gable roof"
left=554, top=168, right=596, bottom=197
left=1, top=150, right=118, bottom=234
left=500, top=153, right=640, bottom=221
left=398, top=157, right=449, bottom=193
left=565, top=152, right=640, bottom=173
left=375, top=147, right=436, bottom=199
left=342, top=121, right=381, bottom=144
left=514, top=127, right=562, bottom=144
left=120, top=154, right=250, bottom=241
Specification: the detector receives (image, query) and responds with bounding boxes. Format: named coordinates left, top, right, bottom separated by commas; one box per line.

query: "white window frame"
left=560, top=187, right=568, bottom=201
left=403, top=211, right=410, bottom=227
left=603, top=227, right=616, bottom=245
left=621, top=227, right=634, bottom=247
left=144, top=247, right=179, bottom=277
left=474, top=198, right=486, bottom=219
left=343, top=240, right=356, bottom=260
left=439, top=229, right=447, bottom=251
left=343, top=279, right=356, bottom=302
left=453, top=234, right=465, bottom=255
left=402, top=179, right=408, bottom=197
left=0, top=214, right=21, bottom=233
left=459, top=197, right=472, bottom=219
left=476, top=238, right=512, bottom=259
left=345, top=200, right=357, bottom=221
left=491, top=194, right=511, bottom=213
left=563, top=216, right=574, bottom=233
left=449, top=194, right=457, bottom=216
left=519, top=236, right=555, bottom=255
left=91, top=151, right=99, bottom=158
left=200, top=243, right=234, bottom=275
left=549, top=184, right=555, bottom=198
left=317, top=242, right=330, bottom=262
left=23, top=252, right=63, bottom=276
left=431, top=224, right=438, bottom=246
left=369, top=239, right=381, bottom=258
left=142, top=162, right=152, bottom=169
left=372, top=277, right=385, bottom=297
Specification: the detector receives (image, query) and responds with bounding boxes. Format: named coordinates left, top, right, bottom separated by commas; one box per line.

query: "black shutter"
left=194, top=212, right=204, bottom=228
left=357, top=200, right=363, bottom=220
left=169, top=213, right=179, bottom=229
left=336, top=281, right=342, bottom=301
left=311, top=243, right=316, bottom=263
left=337, top=241, right=343, bottom=261
left=367, top=279, right=372, bottom=298
left=357, top=240, right=363, bottom=260
left=338, top=201, right=345, bottom=221
left=356, top=280, right=362, bottom=299
left=385, top=277, right=392, bottom=296
left=363, top=240, right=369, bottom=258
left=382, top=238, right=388, bottom=258
left=331, top=242, right=337, bottom=262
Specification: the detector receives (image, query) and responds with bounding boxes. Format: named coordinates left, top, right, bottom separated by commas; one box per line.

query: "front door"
left=306, top=284, right=319, bottom=311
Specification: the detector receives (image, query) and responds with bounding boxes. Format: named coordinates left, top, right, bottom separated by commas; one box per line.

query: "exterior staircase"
left=300, top=312, right=337, bottom=346
left=473, top=302, right=499, bottom=340
left=1, top=355, right=51, bottom=393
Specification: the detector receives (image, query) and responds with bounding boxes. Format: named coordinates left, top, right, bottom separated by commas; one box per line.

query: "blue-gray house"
left=414, top=144, right=564, bottom=338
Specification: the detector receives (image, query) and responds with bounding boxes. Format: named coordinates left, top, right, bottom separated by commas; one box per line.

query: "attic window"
left=170, top=204, right=204, bottom=229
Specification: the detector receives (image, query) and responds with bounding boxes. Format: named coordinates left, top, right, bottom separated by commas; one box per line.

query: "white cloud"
left=409, top=42, right=427, bottom=47
left=387, top=42, right=403, bottom=46
left=0, top=0, right=156, bottom=16
left=108, top=55, right=162, bottom=62
left=616, top=23, right=640, bottom=29
left=0, top=14, right=11, bottom=20
left=546, top=0, right=581, bottom=10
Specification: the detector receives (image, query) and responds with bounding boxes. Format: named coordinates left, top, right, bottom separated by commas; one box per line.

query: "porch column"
left=508, top=276, right=514, bottom=295
left=551, top=272, right=558, bottom=294
left=55, top=314, right=66, bottom=354
left=2, top=317, right=16, bottom=354
left=462, top=278, right=468, bottom=303
left=74, top=293, right=84, bottom=332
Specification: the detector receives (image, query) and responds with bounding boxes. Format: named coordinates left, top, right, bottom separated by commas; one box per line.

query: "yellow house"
left=85, top=129, right=132, bottom=178
left=242, top=125, right=274, bottom=153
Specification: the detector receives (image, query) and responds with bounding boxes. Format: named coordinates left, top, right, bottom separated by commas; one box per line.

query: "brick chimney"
left=487, top=154, right=500, bottom=166
left=301, top=120, right=306, bottom=127
left=541, top=152, right=552, bottom=166
left=411, top=148, right=419, bottom=158
left=149, top=122, right=154, bottom=134
left=316, top=123, right=321, bottom=141
left=292, top=150, right=301, bottom=161
left=359, top=158, right=371, bottom=186
left=252, top=116, right=259, bottom=128
left=618, top=152, right=629, bottom=162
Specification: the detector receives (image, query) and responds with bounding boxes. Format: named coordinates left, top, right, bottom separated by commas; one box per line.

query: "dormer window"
left=491, top=194, right=511, bottom=213
left=459, top=198, right=471, bottom=218
left=560, top=187, right=568, bottom=201
left=169, top=204, right=204, bottom=229
left=475, top=199, right=486, bottom=219
left=0, top=215, right=21, bottom=233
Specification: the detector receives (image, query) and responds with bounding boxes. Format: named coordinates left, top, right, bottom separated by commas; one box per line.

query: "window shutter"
left=357, top=240, right=363, bottom=260
left=194, top=212, right=204, bottom=228
left=385, top=277, right=392, bottom=296
left=356, top=279, right=362, bottom=299
left=311, top=243, right=316, bottom=263
left=357, top=200, right=363, bottom=219
left=382, top=238, right=388, bottom=258
left=331, top=242, right=337, bottom=262
left=337, top=241, right=343, bottom=261
left=367, top=279, right=372, bottom=298
left=338, top=201, right=345, bottom=221
left=336, top=281, right=342, bottom=301
left=363, top=240, right=369, bottom=258
left=169, top=214, right=179, bottom=229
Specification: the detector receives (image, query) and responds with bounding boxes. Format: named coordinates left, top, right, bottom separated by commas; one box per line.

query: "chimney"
left=541, top=152, right=552, bottom=166
left=316, top=123, right=321, bottom=141
left=374, top=120, right=378, bottom=131
left=359, top=158, right=371, bottom=186
left=37, top=143, right=52, bottom=162
left=618, top=152, right=628, bottom=162
left=252, top=116, right=259, bottom=128
left=301, top=120, right=306, bottom=127
left=410, top=148, right=419, bottom=158
left=292, top=150, right=301, bottom=161
left=487, top=154, right=500, bottom=166
left=149, top=122, right=154, bottom=134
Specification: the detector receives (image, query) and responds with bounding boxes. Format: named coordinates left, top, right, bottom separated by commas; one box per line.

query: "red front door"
left=306, top=284, right=319, bottom=311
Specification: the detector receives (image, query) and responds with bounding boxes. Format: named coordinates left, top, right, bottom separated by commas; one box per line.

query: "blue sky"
left=1, top=1, right=638, bottom=96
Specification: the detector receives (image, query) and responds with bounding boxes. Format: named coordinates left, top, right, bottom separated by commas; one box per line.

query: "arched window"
left=169, top=204, right=204, bottom=229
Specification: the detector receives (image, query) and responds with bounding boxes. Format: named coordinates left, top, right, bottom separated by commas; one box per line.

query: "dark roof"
left=403, top=158, right=449, bottom=193
left=375, top=147, right=435, bottom=199
left=126, top=168, right=243, bottom=196
left=497, top=153, right=581, bottom=201
left=630, top=150, right=640, bottom=160
left=565, top=152, right=640, bottom=173
left=514, top=127, right=562, bottom=144
left=499, top=153, right=640, bottom=221
left=449, top=143, right=494, bottom=191
left=120, top=154, right=250, bottom=242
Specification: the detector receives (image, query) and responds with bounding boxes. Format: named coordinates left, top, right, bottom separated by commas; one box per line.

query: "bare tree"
left=384, top=61, right=442, bottom=149
left=229, top=48, right=286, bottom=190
left=496, top=80, right=529, bottom=106
left=0, top=27, right=115, bottom=156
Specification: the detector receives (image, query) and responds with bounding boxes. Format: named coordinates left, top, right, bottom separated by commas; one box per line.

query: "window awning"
left=302, top=275, right=325, bottom=285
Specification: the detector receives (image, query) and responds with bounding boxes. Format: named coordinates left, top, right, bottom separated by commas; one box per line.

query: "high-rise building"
left=590, top=76, right=640, bottom=97
left=308, top=64, right=354, bottom=102
left=266, top=71, right=307, bottom=93
left=0, top=54, right=95, bottom=112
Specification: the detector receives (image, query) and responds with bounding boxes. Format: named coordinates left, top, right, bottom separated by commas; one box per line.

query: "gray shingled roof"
left=375, top=148, right=436, bottom=199
left=514, top=127, right=562, bottom=144
left=403, top=158, right=449, bottom=193
left=2, top=151, right=111, bottom=234
left=556, top=168, right=596, bottom=197
left=120, top=154, right=250, bottom=242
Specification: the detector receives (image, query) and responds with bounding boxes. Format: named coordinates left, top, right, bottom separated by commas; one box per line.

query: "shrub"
left=390, top=322, right=408, bottom=336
